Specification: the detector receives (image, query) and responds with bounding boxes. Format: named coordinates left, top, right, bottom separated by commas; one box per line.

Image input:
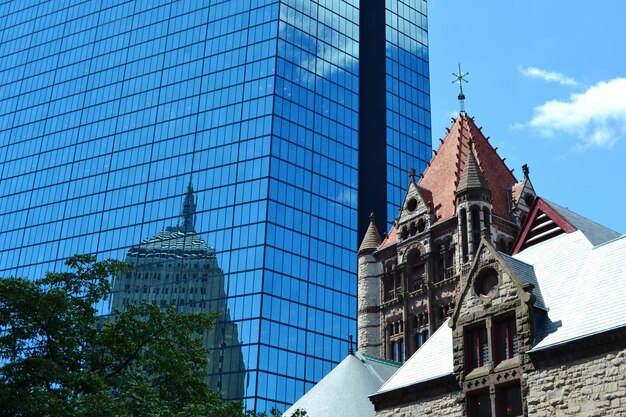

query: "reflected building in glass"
left=111, top=183, right=245, bottom=399
left=0, top=0, right=430, bottom=411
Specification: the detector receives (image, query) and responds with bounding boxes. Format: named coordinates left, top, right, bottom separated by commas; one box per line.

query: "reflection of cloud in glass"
left=278, top=0, right=358, bottom=85
left=111, top=182, right=245, bottom=400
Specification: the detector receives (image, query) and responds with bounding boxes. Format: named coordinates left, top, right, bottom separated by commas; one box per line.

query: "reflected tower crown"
left=180, top=181, right=197, bottom=232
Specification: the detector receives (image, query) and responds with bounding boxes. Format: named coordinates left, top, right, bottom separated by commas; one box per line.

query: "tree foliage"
left=0, top=255, right=250, bottom=417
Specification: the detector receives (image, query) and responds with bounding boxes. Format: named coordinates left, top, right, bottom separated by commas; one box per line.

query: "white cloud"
left=529, top=78, right=626, bottom=149
left=520, top=66, right=578, bottom=86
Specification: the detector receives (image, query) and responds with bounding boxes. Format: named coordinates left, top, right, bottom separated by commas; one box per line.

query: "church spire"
left=181, top=180, right=197, bottom=232
left=456, top=137, right=490, bottom=197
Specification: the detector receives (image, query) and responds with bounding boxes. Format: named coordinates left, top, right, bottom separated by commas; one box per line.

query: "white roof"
left=284, top=352, right=399, bottom=417
left=376, top=319, right=453, bottom=394
left=514, top=231, right=626, bottom=350
left=374, top=230, right=626, bottom=396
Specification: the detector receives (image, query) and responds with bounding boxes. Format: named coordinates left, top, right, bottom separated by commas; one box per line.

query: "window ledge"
left=495, top=357, right=520, bottom=372
left=465, top=365, right=490, bottom=380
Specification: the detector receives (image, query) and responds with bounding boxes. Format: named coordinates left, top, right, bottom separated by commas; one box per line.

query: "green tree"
left=0, top=254, right=245, bottom=417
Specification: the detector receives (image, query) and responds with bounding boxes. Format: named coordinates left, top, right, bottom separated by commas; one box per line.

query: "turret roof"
left=359, top=213, right=382, bottom=254
left=456, top=138, right=490, bottom=194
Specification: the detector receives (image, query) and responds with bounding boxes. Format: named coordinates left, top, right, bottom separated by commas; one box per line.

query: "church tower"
left=455, top=137, right=492, bottom=265
left=356, top=111, right=536, bottom=363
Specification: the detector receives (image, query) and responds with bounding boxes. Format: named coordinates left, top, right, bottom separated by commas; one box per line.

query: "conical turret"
left=359, top=213, right=382, bottom=255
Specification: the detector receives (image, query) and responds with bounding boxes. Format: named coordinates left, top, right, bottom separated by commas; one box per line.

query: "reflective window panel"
left=0, top=0, right=430, bottom=411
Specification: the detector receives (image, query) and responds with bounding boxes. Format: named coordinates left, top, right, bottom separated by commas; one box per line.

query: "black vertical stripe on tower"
left=359, top=0, right=388, bottom=243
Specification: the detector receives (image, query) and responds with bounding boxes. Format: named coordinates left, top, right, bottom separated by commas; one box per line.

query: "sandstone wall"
left=527, top=347, right=626, bottom=417
left=375, top=391, right=464, bottom=417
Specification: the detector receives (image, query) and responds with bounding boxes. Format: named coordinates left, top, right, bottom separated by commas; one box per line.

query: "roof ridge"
left=591, top=232, right=626, bottom=249
left=358, top=351, right=401, bottom=367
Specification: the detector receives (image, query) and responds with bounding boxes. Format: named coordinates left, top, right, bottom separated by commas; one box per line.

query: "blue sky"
left=427, top=1, right=626, bottom=233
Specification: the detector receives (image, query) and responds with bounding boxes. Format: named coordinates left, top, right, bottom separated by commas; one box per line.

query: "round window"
left=406, top=198, right=418, bottom=212
left=475, top=268, right=499, bottom=298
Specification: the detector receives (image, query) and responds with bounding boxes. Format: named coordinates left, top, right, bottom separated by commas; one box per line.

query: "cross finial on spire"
left=452, top=63, right=469, bottom=114
left=348, top=333, right=354, bottom=355
left=409, top=167, right=416, bottom=183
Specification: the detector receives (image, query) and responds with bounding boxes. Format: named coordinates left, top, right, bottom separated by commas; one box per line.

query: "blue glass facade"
left=384, top=0, right=431, bottom=221
left=0, top=0, right=430, bottom=411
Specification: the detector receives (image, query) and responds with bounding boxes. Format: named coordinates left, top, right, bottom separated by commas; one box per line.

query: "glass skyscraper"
left=0, top=0, right=430, bottom=411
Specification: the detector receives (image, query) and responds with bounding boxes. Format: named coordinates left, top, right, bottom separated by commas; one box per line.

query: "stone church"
left=286, top=111, right=626, bottom=417
left=357, top=112, right=536, bottom=363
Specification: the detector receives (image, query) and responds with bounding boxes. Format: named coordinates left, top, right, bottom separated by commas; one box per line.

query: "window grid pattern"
left=384, top=0, right=431, bottom=225
left=0, top=0, right=367, bottom=412
left=0, top=0, right=430, bottom=412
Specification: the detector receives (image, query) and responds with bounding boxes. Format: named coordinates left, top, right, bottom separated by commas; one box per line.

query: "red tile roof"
left=378, top=224, right=397, bottom=251
left=374, top=114, right=518, bottom=251
left=418, top=114, right=517, bottom=222
left=510, top=181, right=524, bottom=204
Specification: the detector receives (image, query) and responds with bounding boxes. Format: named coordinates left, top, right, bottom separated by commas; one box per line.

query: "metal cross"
left=452, top=63, right=469, bottom=112
left=452, top=63, right=469, bottom=96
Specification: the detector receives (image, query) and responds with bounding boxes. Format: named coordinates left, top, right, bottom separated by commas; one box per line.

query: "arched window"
left=483, top=207, right=490, bottom=235
left=407, top=248, right=425, bottom=291
left=471, top=206, right=481, bottom=254
left=460, top=209, right=468, bottom=262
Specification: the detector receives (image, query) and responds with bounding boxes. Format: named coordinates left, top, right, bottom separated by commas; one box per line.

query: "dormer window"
left=494, top=315, right=518, bottom=363
left=465, top=322, right=489, bottom=370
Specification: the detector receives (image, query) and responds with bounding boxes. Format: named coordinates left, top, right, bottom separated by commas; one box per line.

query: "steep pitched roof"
left=543, top=199, right=620, bottom=246
left=513, top=197, right=620, bottom=253
left=359, top=214, right=383, bottom=254
left=499, top=252, right=546, bottom=310
left=418, top=114, right=517, bottom=222
left=514, top=231, right=626, bottom=350
left=375, top=319, right=453, bottom=394
left=283, top=352, right=399, bottom=417
left=377, top=224, right=397, bottom=251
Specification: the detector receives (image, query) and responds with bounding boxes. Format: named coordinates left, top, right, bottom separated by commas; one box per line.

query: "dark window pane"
left=495, top=315, right=519, bottom=363
left=498, top=384, right=523, bottom=417
left=469, top=391, right=492, bottom=417
left=466, top=324, right=489, bottom=370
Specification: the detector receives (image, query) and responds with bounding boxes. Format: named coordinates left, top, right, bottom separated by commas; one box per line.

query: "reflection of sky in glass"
left=384, top=0, right=432, bottom=225
left=0, top=0, right=430, bottom=411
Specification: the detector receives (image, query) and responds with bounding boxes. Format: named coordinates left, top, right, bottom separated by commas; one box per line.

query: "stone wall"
left=527, top=347, right=626, bottom=417
left=375, top=391, right=464, bottom=417
left=357, top=252, right=383, bottom=356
